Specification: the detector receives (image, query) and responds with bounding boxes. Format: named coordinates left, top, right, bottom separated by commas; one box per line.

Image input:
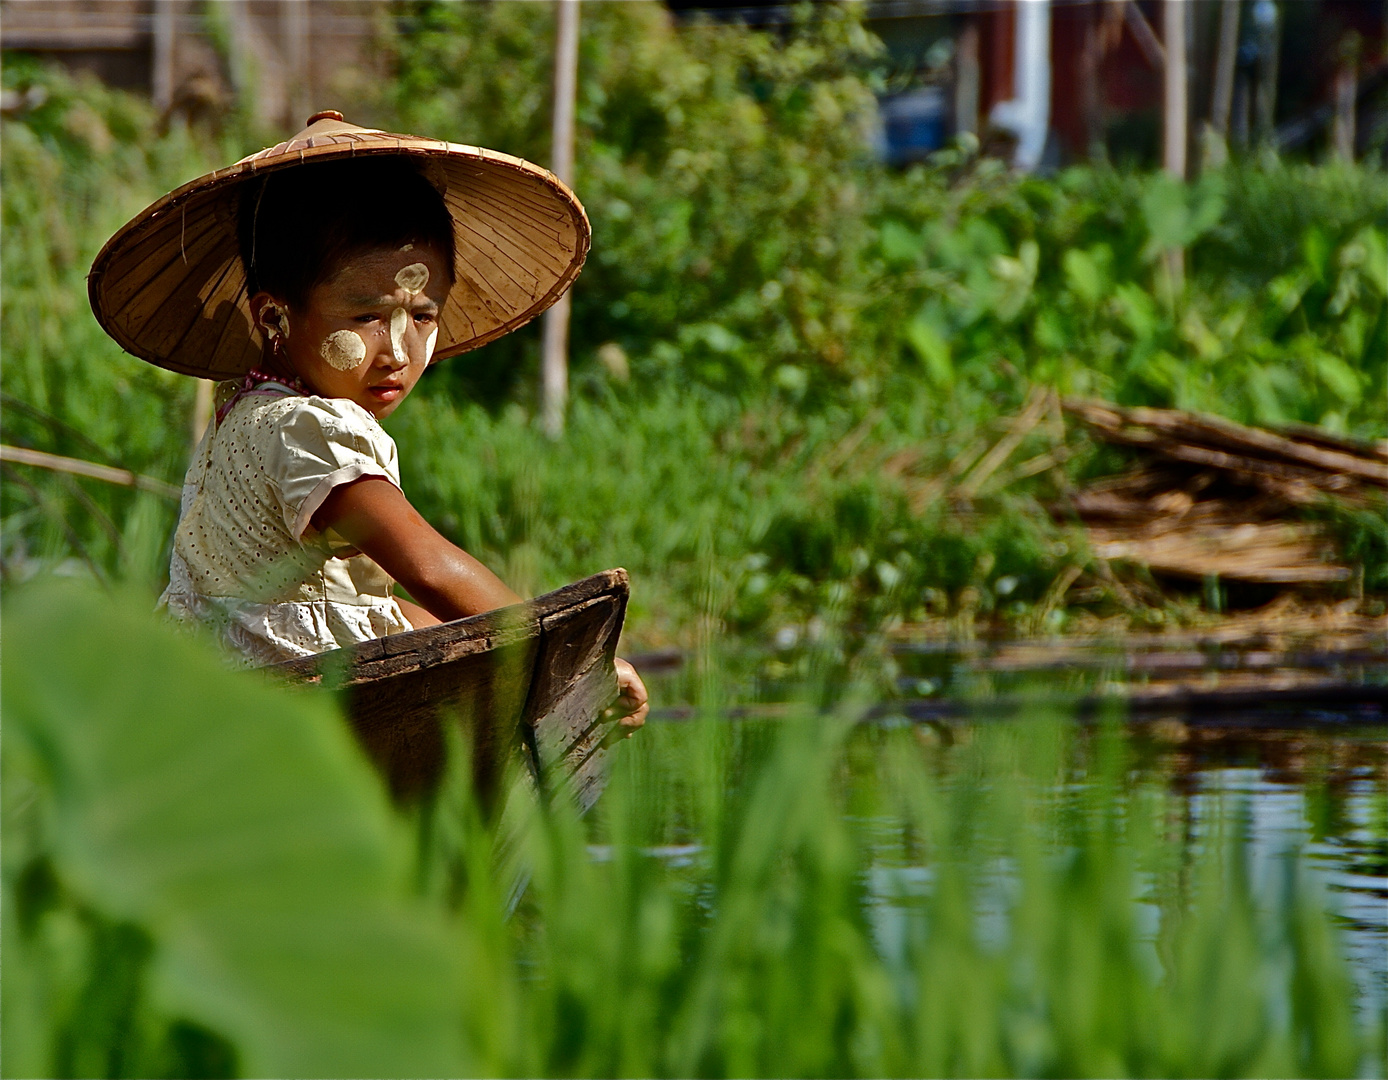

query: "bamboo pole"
left=954, top=16, right=980, bottom=138
left=1162, top=0, right=1187, bottom=180
left=1210, top=0, right=1240, bottom=138
left=0, top=444, right=181, bottom=500
left=1252, top=0, right=1279, bottom=145
left=1123, top=0, right=1165, bottom=69
left=1079, top=5, right=1101, bottom=158
left=152, top=0, right=176, bottom=113
left=225, top=0, right=249, bottom=101
left=1162, top=0, right=1187, bottom=296
left=1207, top=0, right=1240, bottom=164
left=541, top=0, right=580, bottom=440
left=1331, top=34, right=1359, bottom=162
left=283, top=0, right=310, bottom=129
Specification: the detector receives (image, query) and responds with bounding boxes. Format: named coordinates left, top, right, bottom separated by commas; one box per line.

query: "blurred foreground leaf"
left=1, top=581, right=465, bottom=1078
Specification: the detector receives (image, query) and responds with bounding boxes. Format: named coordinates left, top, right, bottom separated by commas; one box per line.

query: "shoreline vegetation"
left=2, top=7, right=1385, bottom=654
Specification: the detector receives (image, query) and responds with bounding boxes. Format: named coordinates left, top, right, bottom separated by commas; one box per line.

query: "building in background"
left=4, top=0, right=1386, bottom=166
left=0, top=0, right=383, bottom=131
left=668, top=0, right=1388, bottom=168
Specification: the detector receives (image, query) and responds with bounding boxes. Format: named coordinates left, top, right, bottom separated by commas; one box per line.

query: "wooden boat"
left=273, top=568, right=630, bottom=812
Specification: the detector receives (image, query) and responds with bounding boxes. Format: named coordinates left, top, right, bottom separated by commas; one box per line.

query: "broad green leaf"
left=990, top=239, right=1038, bottom=322
left=903, top=314, right=953, bottom=386
left=1114, top=283, right=1161, bottom=342
left=1140, top=172, right=1225, bottom=257
left=1314, top=352, right=1362, bottom=404
left=878, top=219, right=921, bottom=267
left=1302, top=227, right=1331, bottom=282
left=1, top=583, right=466, bottom=1078
left=1062, top=246, right=1109, bottom=306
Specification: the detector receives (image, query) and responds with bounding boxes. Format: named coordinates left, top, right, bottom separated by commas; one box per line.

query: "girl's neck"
left=258, top=351, right=303, bottom=386
left=248, top=367, right=308, bottom=393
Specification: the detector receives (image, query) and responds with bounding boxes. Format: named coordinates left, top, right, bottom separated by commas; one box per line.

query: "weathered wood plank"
left=273, top=569, right=629, bottom=807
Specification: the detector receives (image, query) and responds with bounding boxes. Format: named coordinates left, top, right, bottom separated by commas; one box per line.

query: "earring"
left=262, top=305, right=288, bottom=353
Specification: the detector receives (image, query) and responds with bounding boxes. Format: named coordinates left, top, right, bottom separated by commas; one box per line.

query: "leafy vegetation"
left=4, top=581, right=1381, bottom=1077
left=380, top=1, right=1388, bottom=427
left=3, top=5, right=1384, bottom=644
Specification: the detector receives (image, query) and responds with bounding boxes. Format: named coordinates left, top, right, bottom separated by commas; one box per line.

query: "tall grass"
left=4, top=580, right=1380, bottom=1077
left=390, top=384, right=1078, bottom=648
left=0, top=60, right=216, bottom=588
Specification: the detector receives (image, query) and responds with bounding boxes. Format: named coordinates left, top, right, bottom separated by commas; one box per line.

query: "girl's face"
left=257, top=243, right=452, bottom=420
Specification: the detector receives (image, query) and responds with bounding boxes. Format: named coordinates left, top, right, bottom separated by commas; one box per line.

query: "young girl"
left=90, top=113, right=647, bottom=731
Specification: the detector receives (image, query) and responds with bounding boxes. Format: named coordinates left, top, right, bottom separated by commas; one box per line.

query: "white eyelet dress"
left=160, top=380, right=413, bottom=666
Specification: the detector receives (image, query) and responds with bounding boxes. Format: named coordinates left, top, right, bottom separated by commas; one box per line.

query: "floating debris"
left=1061, top=399, right=1388, bottom=585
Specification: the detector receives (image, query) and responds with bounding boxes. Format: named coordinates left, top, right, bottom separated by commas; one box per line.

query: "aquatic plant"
left=3, top=581, right=1380, bottom=1077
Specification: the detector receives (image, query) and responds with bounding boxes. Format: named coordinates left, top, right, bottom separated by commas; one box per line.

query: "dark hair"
left=236, top=157, right=455, bottom=309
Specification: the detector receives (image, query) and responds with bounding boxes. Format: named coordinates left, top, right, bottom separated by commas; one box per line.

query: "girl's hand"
left=610, top=657, right=649, bottom=735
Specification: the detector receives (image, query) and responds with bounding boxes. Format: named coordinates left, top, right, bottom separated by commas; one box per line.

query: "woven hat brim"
left=88, top=129, right=590, bottom=381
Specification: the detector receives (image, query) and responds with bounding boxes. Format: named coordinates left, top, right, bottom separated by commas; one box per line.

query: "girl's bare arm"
left=313, top=477, right=649, bottom=730
left=312, top=477, right=521, bottom=620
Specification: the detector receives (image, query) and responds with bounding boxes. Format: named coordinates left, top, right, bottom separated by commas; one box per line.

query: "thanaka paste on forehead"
left=321, top=329, right=367, bottom=371
left=395, top=262, right=429, bottom=296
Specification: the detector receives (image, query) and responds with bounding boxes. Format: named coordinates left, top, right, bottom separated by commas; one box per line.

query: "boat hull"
left=274, top=569, right=629, bottom=810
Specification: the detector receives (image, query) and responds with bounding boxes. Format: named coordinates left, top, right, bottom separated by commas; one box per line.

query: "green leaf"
left=990, top=239, right=1039, bottom=322
left=1140, top=172, right=1226, bottom=257
left=903, top=313, right=953, bottom=386
left=1314, top=352, right=1363, bottom=404
left=1062, top=246, right=1109, bottom=307
left=1114, top=283, right=1161, bottom=342
left=878, top=220, right=921, bottom=267
left=1, top=583, right=467, bottom=1078
left=1302, top=227, right=1331, bottom=282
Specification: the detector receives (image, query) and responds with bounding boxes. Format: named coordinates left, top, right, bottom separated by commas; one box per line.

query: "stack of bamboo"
left=1062, top=399, right=1388, bottom=585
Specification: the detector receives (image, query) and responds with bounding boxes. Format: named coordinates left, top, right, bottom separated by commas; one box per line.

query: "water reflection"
left=640, top=697, right=1386, bottom=1017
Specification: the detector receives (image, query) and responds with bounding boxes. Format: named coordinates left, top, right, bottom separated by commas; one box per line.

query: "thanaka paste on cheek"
left=425, top=327, right=438, bottom=363
left=321, top=329, right=368, bottom=371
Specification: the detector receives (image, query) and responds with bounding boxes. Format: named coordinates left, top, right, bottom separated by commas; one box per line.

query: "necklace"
left=215, top=367, right=309, bottom=426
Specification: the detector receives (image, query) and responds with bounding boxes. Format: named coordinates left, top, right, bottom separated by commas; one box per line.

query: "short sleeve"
left=265, top=397, right=402, bottom=540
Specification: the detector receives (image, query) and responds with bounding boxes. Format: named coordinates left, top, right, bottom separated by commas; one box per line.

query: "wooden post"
left=1162, top=0, right=1187, bottom=298
left=1331, top=33, right=1360, bottom=162
left=152, top=0, right=176, bottom=113
left=1252, top=0, right=1278, bottom=145
left=954, top=16, right=980, bottom=138
left=541, top=0, right=579, bottom=440
left=1207, top=0, right=1240, bottom=163
left=225, top=0, right=248, bottom=99
left=283, top=0, right=310, bottom=129
left=1162, top=0, right=1187, bottom=180
left=1079, top=4, right=1102, bottom=159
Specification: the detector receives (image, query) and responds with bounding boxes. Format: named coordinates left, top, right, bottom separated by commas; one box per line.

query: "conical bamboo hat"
left=88, top=111, right=590, bottom=381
